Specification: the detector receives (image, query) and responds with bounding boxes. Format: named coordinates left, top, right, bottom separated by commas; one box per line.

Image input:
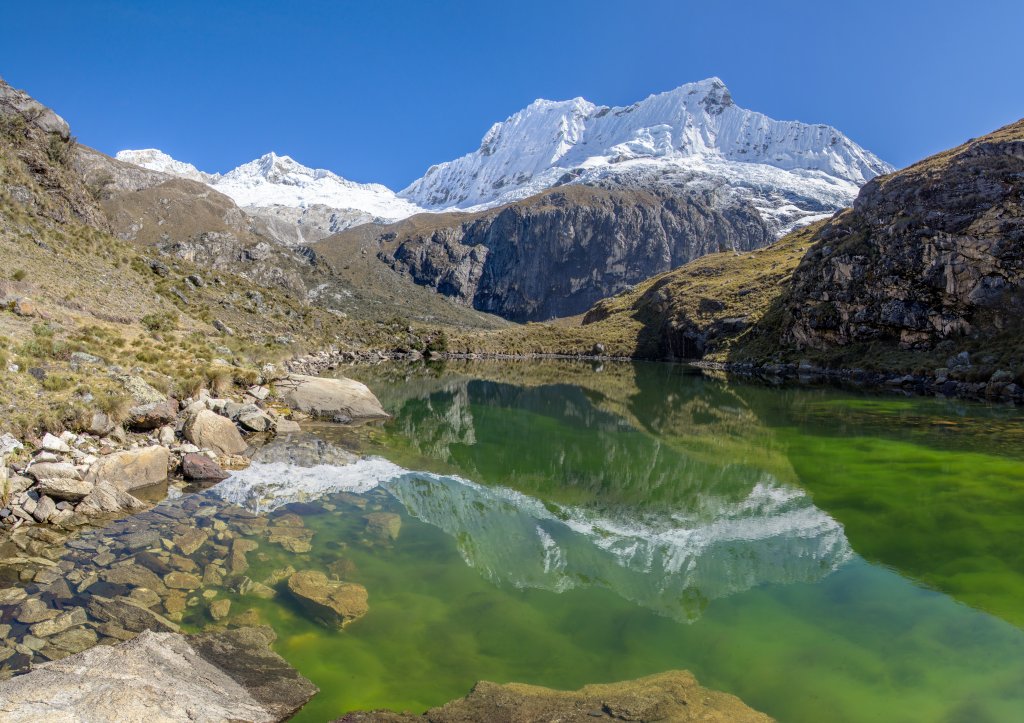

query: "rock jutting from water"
left=336, top=670, right=774, bottom=722
left=287, top=570, right=369, bottom=629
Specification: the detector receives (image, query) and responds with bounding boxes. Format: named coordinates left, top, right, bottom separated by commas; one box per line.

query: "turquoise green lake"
left=42, top=360, right=1024, bottom=721
left=273, top=360, right=1024, bottom=722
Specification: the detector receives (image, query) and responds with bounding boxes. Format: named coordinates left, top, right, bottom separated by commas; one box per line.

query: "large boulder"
left=86, top=446, right=170, bottom=492
left=275, top=374, right=388, bottom=421
left=0, top=627, right=317, bottom=722
left=120, top=375, right=166, bottom=405
left=183, top=410, right=248, bottom=456
left=338, top=670, right=774, bottom=723
left=127, top=399, right=178, bottom=431
left=287, top=570, right=368, bottom=629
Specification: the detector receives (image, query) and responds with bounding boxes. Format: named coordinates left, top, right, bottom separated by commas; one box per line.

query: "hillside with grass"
left=0, top=78, right=498, bottom=437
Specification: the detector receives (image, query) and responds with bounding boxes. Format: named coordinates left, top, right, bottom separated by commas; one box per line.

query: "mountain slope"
left=735, top=117, right=1024, bottom=374
left=453, top=116, right=1024, bottom=398
left=317, top=184, right=771, bottom=321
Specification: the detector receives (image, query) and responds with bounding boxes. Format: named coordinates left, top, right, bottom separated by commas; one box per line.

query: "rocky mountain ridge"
left=319, top=184, right=771, bottom=321
left=117, top=78, right=890, bottom=242
left=402, top=78, right=890, bottom=221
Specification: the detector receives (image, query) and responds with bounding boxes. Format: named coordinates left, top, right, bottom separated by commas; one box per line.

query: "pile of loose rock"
left=0, top=373, right=318, bottom=535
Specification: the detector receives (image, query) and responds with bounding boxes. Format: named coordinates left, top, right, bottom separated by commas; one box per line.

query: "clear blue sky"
left=3, top=1, right=1021, bottom=189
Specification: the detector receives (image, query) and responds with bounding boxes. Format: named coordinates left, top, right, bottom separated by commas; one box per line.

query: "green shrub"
left=141, top=312, right=177, bottom=333
left=10, top=269, right=26, bottom=282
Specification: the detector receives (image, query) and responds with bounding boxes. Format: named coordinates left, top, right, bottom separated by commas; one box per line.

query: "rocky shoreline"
left=699, top=353, right=1024, bottom=404
left=287, top=345, right=1024, bottom=406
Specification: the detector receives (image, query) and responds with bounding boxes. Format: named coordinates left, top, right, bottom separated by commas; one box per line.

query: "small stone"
left=164, top=571, right=201, bottom=590
left=127, top=400, right=177, bottom=432
left=87, top=595, right=180, bottom=633
left=183, top=411, right=247, bottom=457
left=228, top=608, right=262, bottom=628
left=96, top=622, right=137, bottom=641
left=286, top=570, right=368, bottom=629
left=35, top=477, right=93, bottom=502
left=173, top=528, right=209, bottom=556
left=42, top=626, right=98, bottom=656
left=31, top=495, right=56, bottom=523
left=15, top=598, right=58, bottom=624
left=275, top=419, right=301, bottom=433
left=364, top=512, right=402, bottom=541
left=202, top=564, right=225, bottom=587
left=128, top=588, right=162, bottom=609
left=40, top=433, right=71, bottom=454
left=29, top=607, right=87, bottom=637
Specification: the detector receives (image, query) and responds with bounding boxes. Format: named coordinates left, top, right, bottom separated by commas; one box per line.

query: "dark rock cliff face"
left=371, top=185, right=772, bottom=322
left=771, top=119, right=1024, bottom=355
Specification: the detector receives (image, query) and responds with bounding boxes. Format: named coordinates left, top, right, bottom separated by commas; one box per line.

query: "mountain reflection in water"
left=216, top=425, right=851, bottom=622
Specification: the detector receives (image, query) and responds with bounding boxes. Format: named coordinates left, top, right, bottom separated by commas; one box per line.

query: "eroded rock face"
left=276, top=374, right=388, bottom=421
left=287, top=570, right=368, bottom=628
left=772, top=119, right=1024, bottom=356
left=362, top=185, right=771, bottom=321
left=0, top=627, right=318, bottom=722
left=338, top=670, right=774, bottom=722
left=0, top=76, right=70, bottom=138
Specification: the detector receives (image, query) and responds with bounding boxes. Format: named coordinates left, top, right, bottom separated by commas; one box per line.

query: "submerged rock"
left=275, top=374, right=388, bottom=421
left=287, top=570, right=368, bottom=629
left=364, top=512, right=401, bottom=541
left=337, top=670, right=774, bottom=722
left=0, top=627, right=317, bottom=721
left=86, top=595, right=180, bottom=633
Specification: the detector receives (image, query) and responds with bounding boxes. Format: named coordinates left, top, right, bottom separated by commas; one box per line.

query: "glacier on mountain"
left=117, top=78, right=892, bottom=238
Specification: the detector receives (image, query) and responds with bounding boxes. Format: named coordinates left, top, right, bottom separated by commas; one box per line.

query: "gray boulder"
left=0, top=627, right=317, bottom=722
left=275, top=374, right=388, bottom=421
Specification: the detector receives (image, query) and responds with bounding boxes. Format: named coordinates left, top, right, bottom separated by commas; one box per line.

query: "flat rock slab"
left=0, top=627, right=317, bottom=722
left=337, top=670, right=774, bottom=722
left=86, top=446, right=170, bottom=492
left=276, top=374, right=388, bottom=421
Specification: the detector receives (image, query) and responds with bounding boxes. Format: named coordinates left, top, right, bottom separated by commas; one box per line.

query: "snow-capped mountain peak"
left=115, top=78, right=893, bottom=240
left=115, top=148, right=220, bottom=184
left=400, top=77, right=893, bottom=213
left=115, top=148, right=426, bottom=221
